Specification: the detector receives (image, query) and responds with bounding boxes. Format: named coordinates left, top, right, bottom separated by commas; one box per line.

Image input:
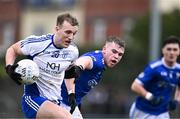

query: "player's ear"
left=102, top=46, right=107, bottom=55
left=162, top=47, right=165, bottom=55
left=102, top=45, right=106, bottom=51
left=55, top=26, right=59, bottom=31
left=55, top=25, right=62, bottom=31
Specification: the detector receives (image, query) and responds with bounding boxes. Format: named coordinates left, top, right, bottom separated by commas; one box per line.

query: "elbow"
left=131, top=80, right=141, bottom=92
left=6, top=47, right=12, bottom=53
left=131, top=81, right=136, bottom=92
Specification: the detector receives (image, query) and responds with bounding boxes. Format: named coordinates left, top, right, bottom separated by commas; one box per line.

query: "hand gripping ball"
left=15, top=59, right=39, bottom=85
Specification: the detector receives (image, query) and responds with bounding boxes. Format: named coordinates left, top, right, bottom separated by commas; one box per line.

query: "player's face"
left=162, top=43, right=180, bottom=66
left=103, top=42, right=125, bottom=68
left=54, top=20, right=78, bottom=48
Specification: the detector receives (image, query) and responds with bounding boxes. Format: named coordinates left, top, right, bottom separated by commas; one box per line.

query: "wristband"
left=145, top=92, right=153, bottom=101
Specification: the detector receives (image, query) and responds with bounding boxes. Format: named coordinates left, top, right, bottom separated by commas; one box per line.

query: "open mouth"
left=111, top=60, right=117, bottom=64
left=65, top=40, right=71, bottom=45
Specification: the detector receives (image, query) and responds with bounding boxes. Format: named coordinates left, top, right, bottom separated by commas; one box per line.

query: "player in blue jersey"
left=5, top=13, right=79, bottom=119
left=129, top=36, right=180, bottom=119
left=60, top=36, right=126, bottom=118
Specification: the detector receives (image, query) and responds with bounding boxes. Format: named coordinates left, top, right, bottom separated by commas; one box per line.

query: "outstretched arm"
left=65, top=56, right=93, bottom=79
left=64, top=56, right=93, bottom=114
left=64, top=56, right=93, bottom=91
left=74, top=56, right=93, bottom=70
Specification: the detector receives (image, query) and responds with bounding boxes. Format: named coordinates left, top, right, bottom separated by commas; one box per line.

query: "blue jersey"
left=61, top=50, right=106, bottom=106
left=135, top=58, right=180, bottom=115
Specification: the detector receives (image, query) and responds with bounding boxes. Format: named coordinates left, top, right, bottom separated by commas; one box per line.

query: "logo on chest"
left=160, top=71, right=168, bottom=76
left=50, top=50, right=70, bottom=59
left=47, top=62, right=60, bottom=70
left=176, top=72, right=180, bottom=79
left=88, top=79, right=98, bottom=88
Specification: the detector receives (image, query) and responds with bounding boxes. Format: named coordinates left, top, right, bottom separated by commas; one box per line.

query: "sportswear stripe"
left=129, top=102, right=136, bottom=119
left=150, top=61, right=162, bottom=69
left=21, top=34, right=53, bottom=48
left=21, top=38, right=50, bottom=48
left=27, top=96, right=40, bottom=108
left=25, top=96, right=39, bottom=111
left=32, top=42, right=52, bottom=58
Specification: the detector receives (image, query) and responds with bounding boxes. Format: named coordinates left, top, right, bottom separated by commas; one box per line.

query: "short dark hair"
left=56, top=13, right=79, bottom=26
left=106, top=36, right=125, bottom=48
left=162, top=36, right=180, bottom=48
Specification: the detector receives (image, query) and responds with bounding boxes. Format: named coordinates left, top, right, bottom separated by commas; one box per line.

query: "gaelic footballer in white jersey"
left=20, top=34, right=79, bottom=101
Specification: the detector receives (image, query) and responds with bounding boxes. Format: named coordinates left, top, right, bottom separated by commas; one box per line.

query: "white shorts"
left=61, top=102, right=83, bottom=119
left=129, top=102, right=170, bottom=119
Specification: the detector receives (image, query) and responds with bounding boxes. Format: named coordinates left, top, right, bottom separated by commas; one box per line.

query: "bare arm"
left=174, top=86, right=180, bottom=102
left=5, top=41, right=23, bottom=66
left=74, top=56, right=93, bottom=70
left=131, top=79, right=152, bottom=100
left=65, top=56, right=93, bottom=93
left=65, top=78, right=75, bottom=94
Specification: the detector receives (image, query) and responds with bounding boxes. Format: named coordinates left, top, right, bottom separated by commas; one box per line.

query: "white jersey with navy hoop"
left=20, top=34, right=79, bottom=101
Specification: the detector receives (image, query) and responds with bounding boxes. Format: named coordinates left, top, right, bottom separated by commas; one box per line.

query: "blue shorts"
left=21, top=95, right=47, bottom=119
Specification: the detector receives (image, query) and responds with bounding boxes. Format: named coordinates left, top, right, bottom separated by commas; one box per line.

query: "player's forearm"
left=131, top=80, right=149, bottom=98
left=6, top=42, right=22, bottom=65
left=174, top=86, right=180, bottom=102
left=75, top=56, right=92, bottom=70
left=65, top=78, right=75, bottom=94
left=5, top=47, right=17, bottom=65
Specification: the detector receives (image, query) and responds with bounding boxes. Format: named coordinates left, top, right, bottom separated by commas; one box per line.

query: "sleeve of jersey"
left=178, top=74, right=180, bottom=87
left=20, top=36, right=49, bottom=56
left=136, top=65, right=154, bottom=85
left=177, top=67, right=180, bottom=87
